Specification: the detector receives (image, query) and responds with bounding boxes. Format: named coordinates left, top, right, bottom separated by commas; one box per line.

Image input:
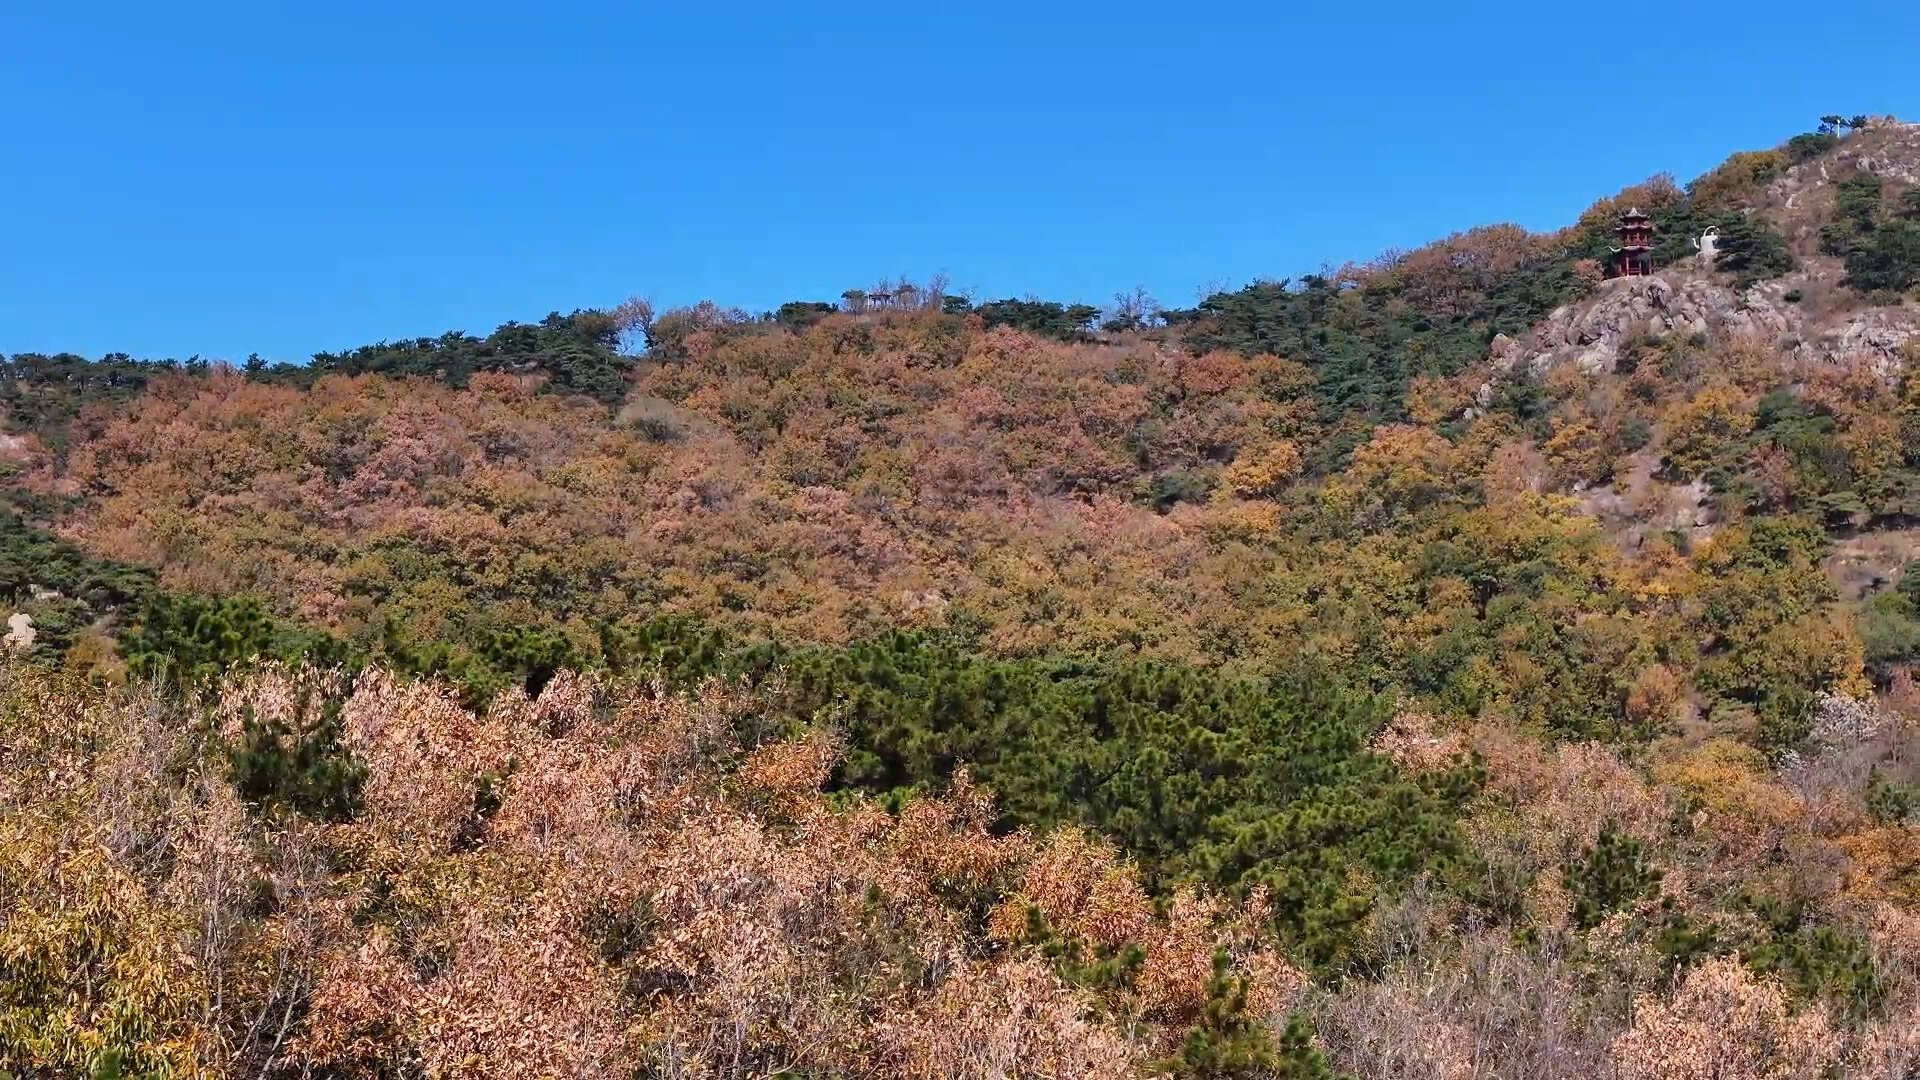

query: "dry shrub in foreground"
left=0, top=661, right=1309, bottom=1079
left=1612, top=958, right=1841, bottom=1080
left=1314, top=930, right=1616, bottom=1080
left=7, top=659, right=1919, bottom=1079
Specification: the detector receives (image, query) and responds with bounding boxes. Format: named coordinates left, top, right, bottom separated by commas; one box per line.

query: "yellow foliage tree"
left=1327, top=424, right=1464, bottom=518
left=1663, top=382, right=1755, bottom=480
left=1221, top=439, right=1303, bottom=498
left=1626, top=663, right=1684, bottom=728
left=1689, top=150, right=1788, bottom=210
left=1542, top=415, right=1611, bottom=488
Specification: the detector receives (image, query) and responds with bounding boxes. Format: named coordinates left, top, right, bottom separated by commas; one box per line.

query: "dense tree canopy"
left=308, top=308, right=635, bottom=403
left=4, top=117, right=1920, bottom=1078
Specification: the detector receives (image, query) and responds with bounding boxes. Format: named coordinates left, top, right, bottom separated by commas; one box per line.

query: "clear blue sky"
left=4, top=1, right=1916, bottom=362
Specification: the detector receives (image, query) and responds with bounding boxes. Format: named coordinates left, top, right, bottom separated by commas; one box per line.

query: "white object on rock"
left=1692, top=226, right=1721, bottom=266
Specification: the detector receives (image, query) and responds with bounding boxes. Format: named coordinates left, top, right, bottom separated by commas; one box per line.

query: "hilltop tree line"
left=12, top=120, right=1913, bottom=455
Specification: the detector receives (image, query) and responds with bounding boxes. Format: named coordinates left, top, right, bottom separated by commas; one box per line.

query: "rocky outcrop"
left=1483, top=119, right=1920, bottom=388
left=1818, top=303, right=1920, bottom=379
left=1809, top=117, right=1919, bottom=187
left=1768, top=118, right=1919, bottom=222
left=1491, top=275, right=1916, bottom=385
left=1490, top=271, right=1800, bottom=377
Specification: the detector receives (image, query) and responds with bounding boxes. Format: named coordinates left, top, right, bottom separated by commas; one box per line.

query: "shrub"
left=228, top=681, right=366, bottom=822
left=1563, top=824, right=1661, bottom=930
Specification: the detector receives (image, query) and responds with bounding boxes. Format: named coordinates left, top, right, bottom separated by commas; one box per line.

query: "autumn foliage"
left=5, top=660, right=1920, bottom=1078
left=15, top=304, right=1888, bottom=744
left=0, top=661, right=1333, bottom=1078
left=5, top=118, right=1920, bottom=1078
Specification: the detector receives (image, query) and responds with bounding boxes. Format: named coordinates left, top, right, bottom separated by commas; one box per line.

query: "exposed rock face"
left=1494, top=270, right=1918, bottom=382
left=1767, top=119, right=1920, bottom=230
left=1822, top=304, right=1920, bottom=379
left=1784, top=117, right=1920, bottom=191
left=1485, top=119, right=1920, bottom=386
left=1491, top=271, right=1800, bottom=377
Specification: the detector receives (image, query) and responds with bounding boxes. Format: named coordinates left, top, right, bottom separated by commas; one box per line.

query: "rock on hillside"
left=1767, top=117, right=1920, bottom=234
left=1490, top=119, right=1920, bottom=385
left=1490, top=271, right=1793, bottom=377
left=1490, top=269, right=1919, bottom=382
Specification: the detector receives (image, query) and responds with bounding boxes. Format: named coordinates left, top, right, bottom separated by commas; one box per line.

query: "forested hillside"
left=5, top=117, right=1920, bottom=1078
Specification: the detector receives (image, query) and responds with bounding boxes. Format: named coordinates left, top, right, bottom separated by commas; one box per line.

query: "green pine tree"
left=1564, top=824, right=1662, bottom=930
left=1163, top=950, right=1348, bottom=1079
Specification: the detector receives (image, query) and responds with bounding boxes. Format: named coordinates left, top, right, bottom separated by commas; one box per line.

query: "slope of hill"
left=4, top=117, right=1920, bottom=1078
